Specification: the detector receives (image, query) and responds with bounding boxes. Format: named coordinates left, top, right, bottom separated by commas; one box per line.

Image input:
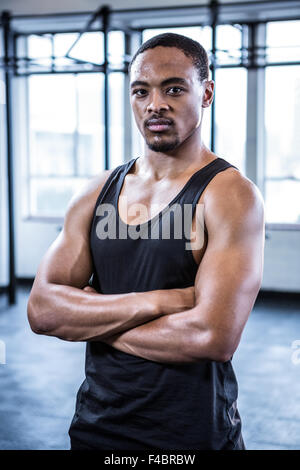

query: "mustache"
left=144, top=115, right=174, bottom=127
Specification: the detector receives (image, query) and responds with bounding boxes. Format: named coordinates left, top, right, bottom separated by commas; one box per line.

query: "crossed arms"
left=27, top=168, right=265, bottom=364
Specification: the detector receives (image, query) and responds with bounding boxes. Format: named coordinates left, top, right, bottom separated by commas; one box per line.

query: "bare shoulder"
left=63, top=169, right=115, bottom=236
left=203, top=166, right=265, bottom=236
left=67, top=169, right=114, bottom=211
left=204, top=166, right=264, bottom=207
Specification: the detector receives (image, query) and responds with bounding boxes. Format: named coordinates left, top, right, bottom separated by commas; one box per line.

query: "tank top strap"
left=178, top=157, right=238, bottom=213
left=92, top=158, right=138, bottom=212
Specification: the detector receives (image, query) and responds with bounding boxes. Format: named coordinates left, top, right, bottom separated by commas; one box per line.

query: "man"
left=27, top=33, right=265, bottom=450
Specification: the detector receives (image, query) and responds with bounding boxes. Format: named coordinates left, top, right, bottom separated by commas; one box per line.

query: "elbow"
left=204, top=342, right=234, bottom=363
left=27, top=298, right=48, bottom=335
left=189, top=329, right=237, bottom=363
left=207, top=332, right=238, bottom=362
left=27, top=290, right=57, bottom=336
left=211, top=349, right=234, bottom=363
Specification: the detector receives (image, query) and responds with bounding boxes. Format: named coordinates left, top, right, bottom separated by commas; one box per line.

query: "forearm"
left=27, top=283, right=193, bottom=342
left=102, top=308, right=218, bottom=364
left=28, top=283, right=163, bottom=341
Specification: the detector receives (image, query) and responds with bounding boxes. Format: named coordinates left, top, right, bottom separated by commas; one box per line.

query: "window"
left=264, top=65, right=300, bottom=224
left=26, top=32, right=104, bottom=72
left=214, top=25, right=247, bottom=174
left=28, top=73, right=105, bottom=217
left=266, top=20, right=300, bottom=63
left=215, top=24, right=244, bottom=66
left=25, top=31, right=125, bottom=218
left=214, top=68, right=247, bottom=173
left=18, top=15, right=300, bottom=225
left=109, top=72, right=125, bottom=168
left=264, top=20, right=300, bottom=224
left=108, top=31, right=126, bottom=168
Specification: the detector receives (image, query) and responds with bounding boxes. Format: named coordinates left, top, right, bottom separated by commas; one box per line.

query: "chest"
left=117, top=173, right=207, bottom=265
left=118, top=173, right=200, bottom=223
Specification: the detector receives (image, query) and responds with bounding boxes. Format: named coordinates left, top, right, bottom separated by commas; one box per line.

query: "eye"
left=166, top=86, right=184, bottom=95
left=132, top=89, right=148, bottom=97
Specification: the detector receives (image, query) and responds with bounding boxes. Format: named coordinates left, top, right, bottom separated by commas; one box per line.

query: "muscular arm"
left=102, top=171, right=265, bottom=363
left=27, top=172, right=194, bottom=342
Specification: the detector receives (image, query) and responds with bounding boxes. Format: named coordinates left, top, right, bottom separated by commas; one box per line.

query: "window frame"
left=263, top=24, right=300, bottom=229
left=7, top=4, right=300, bottom=227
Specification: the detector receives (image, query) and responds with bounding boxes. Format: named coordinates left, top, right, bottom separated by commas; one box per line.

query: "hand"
left=181, top=286, right=195, bottom=310
left=83, top=285, right=98, bottom=294
left=160, top=286, right=195, bottom=315
left=177, top=286, right=195, bottom=311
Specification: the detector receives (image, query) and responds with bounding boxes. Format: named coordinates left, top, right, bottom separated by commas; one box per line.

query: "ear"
left=202, top=80, right=214, bottom=108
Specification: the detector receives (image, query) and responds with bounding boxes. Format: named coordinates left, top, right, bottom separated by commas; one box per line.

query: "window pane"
left=216, top=24, right=242, bottom=66
left=77, top=73, right=105, bottom=176
left=28, top=74, right=76, bottom=176
left=265, top=66, right=300, bottom=179
left=266, top=20, right=300, bottom=63
left=29, top=177, right=89, bottom=217
left=28, top=73, right=105, bottom=217
left=27, top=34, right=52, bottom=70
left=68, top=32, right=104, bottom=65
left=202, top=104, right=211, bottom=150
left=28, top=34, right=52, bottom=58
left=265, top=65, right=300, bottom=224
left=30, top=131, right=74, bottom=176
left=53, top=33, right=79, bottom=57
left=265, top=180, right=300, bottom=224
left=53, top=32, right=79, bottom=68
left=131, top=106, right=144, bottom=159
left=109, top=72, right=125, bottom=168
left=214, top=68, right=247, bottom=173
left=108, top=31, right=125, bottom=67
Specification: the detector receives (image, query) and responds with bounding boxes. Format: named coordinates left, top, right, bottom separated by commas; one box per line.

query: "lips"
left=146, top=118, right=173, bottom=132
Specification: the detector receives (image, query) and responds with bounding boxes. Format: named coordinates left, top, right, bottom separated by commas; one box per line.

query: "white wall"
left=262, top=230, right=300, bottom=292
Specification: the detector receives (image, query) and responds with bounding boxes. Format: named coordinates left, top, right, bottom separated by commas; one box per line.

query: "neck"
left=139, top=127, right=214, bottom=180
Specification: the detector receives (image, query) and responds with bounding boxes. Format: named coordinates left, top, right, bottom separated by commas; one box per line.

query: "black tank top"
left=69, top=157, right=245, bottom=450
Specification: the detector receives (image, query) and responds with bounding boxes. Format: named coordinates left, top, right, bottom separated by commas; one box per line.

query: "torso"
left=117, top=157, right=237, bottom=265
left=87, top=157, right=238, bottom=266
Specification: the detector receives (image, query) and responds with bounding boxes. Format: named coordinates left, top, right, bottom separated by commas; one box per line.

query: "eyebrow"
left=130, top=77, right=188, bottom=88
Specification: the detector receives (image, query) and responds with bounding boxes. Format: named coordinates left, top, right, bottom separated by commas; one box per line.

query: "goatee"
left=147, top=137, right=180, bottom=153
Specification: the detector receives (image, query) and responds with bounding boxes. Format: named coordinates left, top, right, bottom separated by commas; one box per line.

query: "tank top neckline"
left=116, top=156, right=220, bottom=228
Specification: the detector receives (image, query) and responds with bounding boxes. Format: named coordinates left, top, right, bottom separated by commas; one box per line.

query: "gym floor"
left=0, top=286, right=300, bottom=450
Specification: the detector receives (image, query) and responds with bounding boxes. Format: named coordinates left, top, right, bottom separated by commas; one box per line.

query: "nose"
left=146, top=90, right=169, bottom=113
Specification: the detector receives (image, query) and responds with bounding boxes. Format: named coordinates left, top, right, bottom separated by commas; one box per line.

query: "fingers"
left=83, top=286, right=97, bottom=293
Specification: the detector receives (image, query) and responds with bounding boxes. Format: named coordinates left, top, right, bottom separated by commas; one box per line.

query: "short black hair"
left=129, top=32, right=209, bottom=82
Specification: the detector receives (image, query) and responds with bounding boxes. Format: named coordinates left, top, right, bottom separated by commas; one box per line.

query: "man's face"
left=130, top=46, right=212, bottom=153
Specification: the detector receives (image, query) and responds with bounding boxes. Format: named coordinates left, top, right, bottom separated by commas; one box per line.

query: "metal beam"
left=102, top=6, right=110, bottom=170
left=245, top=22, right=266, bottom=193
left=2, top=10, right=16, bottom=304
left=210, top=0, right=219, bottom=153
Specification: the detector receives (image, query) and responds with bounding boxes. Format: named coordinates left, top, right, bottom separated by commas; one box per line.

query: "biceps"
left=194, top=244, right=262, bottom=335
left=34, top=231, right=93, bottom=289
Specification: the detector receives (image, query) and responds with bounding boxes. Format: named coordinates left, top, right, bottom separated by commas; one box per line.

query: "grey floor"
left=0, top=287, right=300, bottom=450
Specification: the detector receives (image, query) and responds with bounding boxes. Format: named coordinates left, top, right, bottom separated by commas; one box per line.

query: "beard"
left=145, top=135, right=180, bottom=153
